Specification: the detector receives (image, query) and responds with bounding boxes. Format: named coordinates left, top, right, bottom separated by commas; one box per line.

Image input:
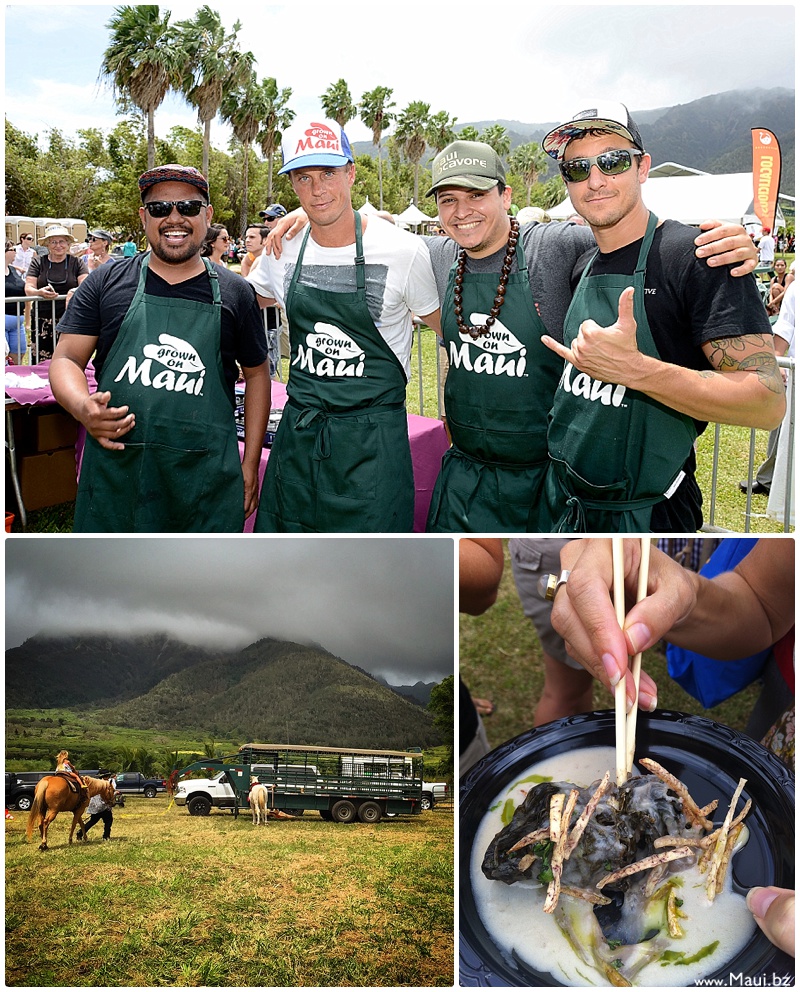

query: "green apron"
left=74, top=254, right=244, bottom=533
left=542, top=213, right=697, bottom=532
left=426, top=237, right=563, bottom=532
left=255, top=212, right=414, bottom=532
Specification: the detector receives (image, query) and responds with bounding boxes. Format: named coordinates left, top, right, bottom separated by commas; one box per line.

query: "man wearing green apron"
left=247, top=118, right=441, bottom=532
left=539, top=103, right=784, bottom=532
left=50, top=164, right=271, bottom=532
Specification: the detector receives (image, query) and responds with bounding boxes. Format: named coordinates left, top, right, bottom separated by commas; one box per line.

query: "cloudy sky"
left=5, top=3, right=795, bottom=150
left=5, top=537, right=455, bottom=685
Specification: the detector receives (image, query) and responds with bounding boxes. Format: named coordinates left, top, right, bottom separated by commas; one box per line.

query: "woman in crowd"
left=5, top=240, right=27, bottom=362
left=24, top=225, right=88, bottom=360
left=768, top=257, right=794, bottom=315
left=201, top=224, right=232, bottom=267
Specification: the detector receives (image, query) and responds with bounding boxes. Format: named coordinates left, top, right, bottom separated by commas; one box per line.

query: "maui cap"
left=426, top=140, right=505, bottom=197
left=279, top=118, right=354, bottom=174
left=138, top=164, right=210, bottom=201
left=543, top=102, right=644, bottom=160
left=259, top=204, right=288, bottom=220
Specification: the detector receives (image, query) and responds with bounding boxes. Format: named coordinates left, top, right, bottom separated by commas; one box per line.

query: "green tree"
left=175, top=6, right=254, bottom=178
left=99, top=5, right=183, bottom=169
left=509, top=141, right=549, bottom=206
left=427, top=676, right=454, bottom=780
left=479, top=124, right=511, bottom=161
left=427, top=110, right=458, bottom=155
left=360, top=85, right=395, bottom=210
left=320, top=78, right=356, bottom=129
left=221, top=72, right=273, bottom=235
left=458, top=126, right=480, bottom=142
left=395, top=100, right=432, bottom=204
left=257, top=78, right=295, bottom=204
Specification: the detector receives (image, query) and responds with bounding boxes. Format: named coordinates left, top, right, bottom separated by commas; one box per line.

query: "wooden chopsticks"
left=611, top=537, right=652, bottom=785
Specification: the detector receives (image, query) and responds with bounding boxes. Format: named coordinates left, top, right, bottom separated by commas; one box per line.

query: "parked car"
left=421, top=780, right=449, bottom=810
left=5, top=769, right=100, bottom=811
left=114, top=772, right=166, bottom=798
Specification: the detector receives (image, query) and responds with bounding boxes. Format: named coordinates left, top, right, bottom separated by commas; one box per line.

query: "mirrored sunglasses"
left=560, top=149, right=643, bottom=184
left=143, top=199, right=206, bottom=218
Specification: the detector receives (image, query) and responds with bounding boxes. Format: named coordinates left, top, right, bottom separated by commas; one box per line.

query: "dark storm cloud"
left=5, top=538, right=455, bottom=684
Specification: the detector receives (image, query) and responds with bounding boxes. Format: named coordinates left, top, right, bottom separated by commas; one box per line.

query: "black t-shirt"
left=571, top=220, right=773, bottom=532
left=459, top=677, right=479, bottom=757
left=57, top=255, right=269, bottom=396
left=5, top=266, right=26, bottom=315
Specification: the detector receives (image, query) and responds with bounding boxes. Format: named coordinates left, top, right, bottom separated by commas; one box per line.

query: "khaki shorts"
left=509, top=538, right=583, bottom=670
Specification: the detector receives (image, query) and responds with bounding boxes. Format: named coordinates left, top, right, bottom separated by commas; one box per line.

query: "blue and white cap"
left=279, top=118, right=354, bottom=174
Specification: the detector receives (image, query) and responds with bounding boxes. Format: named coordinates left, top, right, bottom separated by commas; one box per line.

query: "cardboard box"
left=34, top=411, right=78, bottom=452
left=18, top=449, right=78, bottom=510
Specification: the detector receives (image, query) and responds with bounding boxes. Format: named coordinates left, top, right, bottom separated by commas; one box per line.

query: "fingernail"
left=626, top=623, right=651, bottom=656
left=602, top=653, right=622, bottom=687
left=639, top=687, right=658, bottom=712
left=747, top=887, right=778, bottom=919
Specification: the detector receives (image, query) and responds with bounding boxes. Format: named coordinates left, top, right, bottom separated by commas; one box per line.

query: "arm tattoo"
left=704, top=335, right=784, bottom=395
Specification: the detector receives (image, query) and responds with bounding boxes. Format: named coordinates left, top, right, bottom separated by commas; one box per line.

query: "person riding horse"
left=55, top=750, right=87, bottom=801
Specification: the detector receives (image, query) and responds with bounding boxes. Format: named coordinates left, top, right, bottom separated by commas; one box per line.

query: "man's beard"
left=149, top=230, right=204, bottom=265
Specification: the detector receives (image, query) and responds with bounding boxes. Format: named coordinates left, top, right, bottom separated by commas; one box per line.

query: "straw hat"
left=40, top=224, right=75, bottom=244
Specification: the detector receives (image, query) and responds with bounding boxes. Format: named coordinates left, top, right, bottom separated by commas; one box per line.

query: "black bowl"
left=460, top=709, right=795, bottom=987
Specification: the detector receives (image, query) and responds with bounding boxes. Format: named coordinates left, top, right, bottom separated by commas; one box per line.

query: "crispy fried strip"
left=639, top=758, right=714, bottom=830
left=667, top=887, right=685, bottom=938
left=596, top=846, right=694, bottom=889
left=700, top=799, right=752, bottom=849
left=567, top=771, right=611, bottom=856
left=699, top=799, right=719, bottom=816
left=549, top=792, right=565, bottom=843
left=604, top=963, right=632, bottom=987
left=508, top=827, right=550, bottom=853
left=654, top=836, right=706, bottom=849
left=544, top=789, right=579, bottom=914
left=643, top=861, right=669, bottom=898
left=706, top=777, right=747, bottom=900
left=715, top=823, right=744, bottom=896
left=518, top=852, right=538, bottom=873
left=561, top=884, right=612, bottom=906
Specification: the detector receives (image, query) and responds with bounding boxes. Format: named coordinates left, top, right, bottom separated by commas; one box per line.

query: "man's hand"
left=541, top=287, right=645, bottom=386
left=265, top=209, right=309, bottom=260
left=242, top=462, right=259, bottom=519
left=78, top=391, right=136, bottom=450
left=694, top=220, right=758, bottom=277
left=747, top=887, right=795, bottom=957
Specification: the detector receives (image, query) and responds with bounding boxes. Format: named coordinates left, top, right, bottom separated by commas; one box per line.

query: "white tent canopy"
left=548, top=169, right=788, bottom=228
left=358, top=197, right=379, bottom=215
left=396, top=202, right=430, bottom=226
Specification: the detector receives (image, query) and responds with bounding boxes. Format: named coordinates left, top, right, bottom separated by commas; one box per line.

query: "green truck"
left=173, top=742, right=424, bottom=823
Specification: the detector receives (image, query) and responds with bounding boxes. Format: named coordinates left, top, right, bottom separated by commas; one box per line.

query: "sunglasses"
left=560, top=149, right=643, bottom=184
left=22, top=235, right=33, bottom=241
left=217, top=235, right=230, bottom=242
left=143, top=199, right=207, bottom=218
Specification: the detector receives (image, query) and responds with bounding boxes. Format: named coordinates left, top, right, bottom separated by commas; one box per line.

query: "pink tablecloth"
left=243, top=381, right=449, bottom=533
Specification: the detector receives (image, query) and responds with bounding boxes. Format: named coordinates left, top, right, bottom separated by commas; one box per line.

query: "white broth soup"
left=470, top=747, right=756, bottom=986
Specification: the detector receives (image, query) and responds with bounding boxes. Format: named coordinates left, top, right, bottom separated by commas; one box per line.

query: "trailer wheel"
left=188, top=796, right=212, bottom=816
left=357, top=801, right=382, bottom=824
left=331, top=800, right=357, bottom=823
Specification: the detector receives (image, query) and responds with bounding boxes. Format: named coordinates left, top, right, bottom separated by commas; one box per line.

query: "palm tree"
left=257, top=78, right=295, bottom=203
left=360, top=85, right=394, bottom=210
left=427, top=110, right=458, bottom=155
left=479, top=124, right=511, bottom=161
left=175, top=6, right=254, bottom=179
left=394, top=101, right=431, bottom=204
left=221, top=72, right=273, bottom=234
left=320, top=78, right=356, bottom=129
left=100, top=5, right=182, bottom=170
left=458, top=126, right=480, bottom=142
left=509, top=142, right=550, bottom=206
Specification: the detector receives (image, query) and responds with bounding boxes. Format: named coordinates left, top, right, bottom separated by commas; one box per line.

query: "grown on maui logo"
left=113, top=333, right=206, bottom=395
left=559, top=361, right=626, bottom=407
left=294, top=322, right=365, bottom=377
left=449, top=314, right=527, bottom=377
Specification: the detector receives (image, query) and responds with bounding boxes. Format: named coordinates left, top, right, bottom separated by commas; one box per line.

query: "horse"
left=249, top=783, right=269, bottom=826
left=26, top=775, right=115, bottom=851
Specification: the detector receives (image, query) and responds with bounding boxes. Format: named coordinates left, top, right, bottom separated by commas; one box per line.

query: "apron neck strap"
left=139, top=251, right=221, bottom=303
left=635, top=211, right=659, bottom=275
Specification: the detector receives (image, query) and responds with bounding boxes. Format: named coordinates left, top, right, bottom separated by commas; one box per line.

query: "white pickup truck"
left=421, top=780, right=449, bottom=810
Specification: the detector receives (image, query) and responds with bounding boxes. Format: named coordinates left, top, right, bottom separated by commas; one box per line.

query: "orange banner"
left=751, top=128, right=781, bottom=231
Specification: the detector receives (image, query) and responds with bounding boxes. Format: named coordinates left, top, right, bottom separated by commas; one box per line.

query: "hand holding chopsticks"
left=611, top=537, right=652, bottom=784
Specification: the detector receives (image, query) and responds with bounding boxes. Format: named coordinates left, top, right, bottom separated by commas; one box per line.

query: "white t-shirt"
left=758, top=234, right=775, bottom=264
left=773, top=280, right=795, bottom=358
left=247, top=216, right=439, bottom=377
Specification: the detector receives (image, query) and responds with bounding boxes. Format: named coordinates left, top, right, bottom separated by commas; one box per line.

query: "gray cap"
left=542, top=102, right=644, bottom=160
left=426, top=140, right=505, bottom=197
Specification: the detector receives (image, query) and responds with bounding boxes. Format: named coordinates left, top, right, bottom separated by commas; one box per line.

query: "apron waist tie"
left=289, top=399, right=406, bottom=462
left=554, top=475, right=665, bottom=532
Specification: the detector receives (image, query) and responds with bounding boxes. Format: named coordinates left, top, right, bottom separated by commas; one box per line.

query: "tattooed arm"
left=542, top=287, right=786, bottom=430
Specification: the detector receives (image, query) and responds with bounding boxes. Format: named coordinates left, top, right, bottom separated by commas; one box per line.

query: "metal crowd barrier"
left=4, top=294, right=63, bottom=366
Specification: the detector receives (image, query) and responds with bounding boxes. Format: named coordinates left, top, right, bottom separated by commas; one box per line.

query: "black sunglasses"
left=143, top=199, right=207, bottom=218
left=560, top=149, right=643, bottom=184
left=22, top=235, right=33, bottom=241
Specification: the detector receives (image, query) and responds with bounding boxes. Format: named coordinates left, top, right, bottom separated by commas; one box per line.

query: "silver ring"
left=538, top=569, right=571, bottom=601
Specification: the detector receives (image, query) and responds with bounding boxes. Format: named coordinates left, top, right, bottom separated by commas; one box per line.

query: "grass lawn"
left=6, top=796, right=454, bottom=987
left=459, top=541, right=764, bottom=758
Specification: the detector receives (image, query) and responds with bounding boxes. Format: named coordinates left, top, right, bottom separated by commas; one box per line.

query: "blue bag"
left=666, top=539, right=770, bottom=708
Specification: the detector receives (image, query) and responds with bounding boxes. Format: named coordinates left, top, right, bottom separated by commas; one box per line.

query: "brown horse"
left=26, top=775, right=115, bottom=851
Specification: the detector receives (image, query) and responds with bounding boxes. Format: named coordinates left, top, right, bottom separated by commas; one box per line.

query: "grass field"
left=6, top=796, right=454, bottom=987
